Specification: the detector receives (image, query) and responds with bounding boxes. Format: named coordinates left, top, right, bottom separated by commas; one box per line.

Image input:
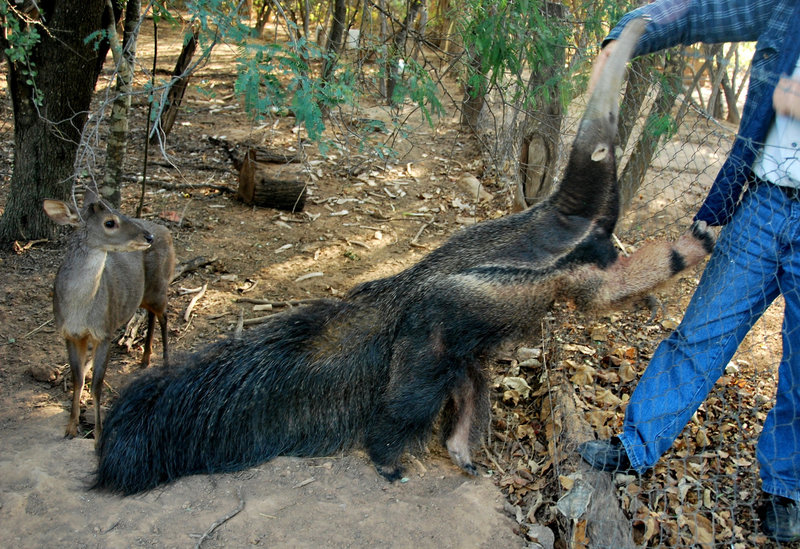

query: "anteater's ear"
left=591, top=144, right=610, bottom=162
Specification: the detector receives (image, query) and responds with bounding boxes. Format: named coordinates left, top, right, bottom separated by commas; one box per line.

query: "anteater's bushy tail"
left=95, top=299, right=385, bottom=494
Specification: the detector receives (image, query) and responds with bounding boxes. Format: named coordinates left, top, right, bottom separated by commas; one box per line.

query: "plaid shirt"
left=607, top=0, right=800, bottom=225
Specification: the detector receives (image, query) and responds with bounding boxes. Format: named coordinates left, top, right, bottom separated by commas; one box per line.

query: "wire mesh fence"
left=479, top=42, right=794, bottom=547
left=1, top=3, right=795, bottom=545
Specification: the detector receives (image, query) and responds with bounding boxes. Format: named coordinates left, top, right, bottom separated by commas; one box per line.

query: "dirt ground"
left=0, top=26, right=534, bottom=548
left=0, top=130, right=527, bottom=549
left=0, top=18, right=792, bottom=549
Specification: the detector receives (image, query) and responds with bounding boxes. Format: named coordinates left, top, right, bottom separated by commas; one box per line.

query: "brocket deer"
left=44, top=191, right=175, bottom=444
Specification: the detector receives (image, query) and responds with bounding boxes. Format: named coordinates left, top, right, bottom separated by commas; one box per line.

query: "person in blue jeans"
left=576, top=0, right=800, bottom=542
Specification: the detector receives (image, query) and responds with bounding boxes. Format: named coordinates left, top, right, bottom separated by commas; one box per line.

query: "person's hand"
left=773, top=76, right=800, bottom=120
left=587, top=40, right=617, bottom=94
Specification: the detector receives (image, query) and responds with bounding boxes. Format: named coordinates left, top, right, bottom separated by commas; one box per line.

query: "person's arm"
left=607, top=0, right=776, bottom=56
left=588, top=0, right=778, bottom=94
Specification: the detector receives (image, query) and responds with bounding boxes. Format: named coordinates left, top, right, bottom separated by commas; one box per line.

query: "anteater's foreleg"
left=574, top=220, right=715, bottom=310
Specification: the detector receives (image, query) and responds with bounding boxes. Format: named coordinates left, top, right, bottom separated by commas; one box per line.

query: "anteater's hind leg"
left=365, top=336, right=457, bottom=481
left=440, top=363, right=489, bottom=475
left=365, top=382, right=446, bottom=481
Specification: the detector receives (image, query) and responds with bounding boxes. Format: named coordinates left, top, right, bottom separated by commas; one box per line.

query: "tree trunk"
left=618, top=53, right=685, bottom=211
left=302, top=0, right=311, bottom=41
left=459, top=45, right=486, bottom=130
left=618, top=55, right=657, bottom=155
left=515, top=2, right=567, bottom=208
left=101, top=0, right=141, bottom=208
left=254, top=2, right=272, bottom=37
left=721, top=70, right=740, bottom=124
left=237, top=150, right=307, bottom=212
left=0, top=1, right=110, bottom=244
left=378, top=0, right=388, bottom=98
left=150, top=24, right=199, bottom=145
left=322, top=0, right=347, bottom=82
left=706, top=44, right=729, bottom=121
left=386, top=0, right=424, bottom=104
left=544, top=377, right=636, bottom=548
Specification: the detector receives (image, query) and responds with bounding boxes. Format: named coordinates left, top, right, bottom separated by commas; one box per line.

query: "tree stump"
left=237, top=150, right=307, bottom=212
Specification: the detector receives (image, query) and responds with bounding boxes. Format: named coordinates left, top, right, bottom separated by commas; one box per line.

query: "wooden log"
left=208, top=136, right=301, bottom=171
left=545, top=375, right=636, bottom=549
left=237, top=150, right=307, bottom=212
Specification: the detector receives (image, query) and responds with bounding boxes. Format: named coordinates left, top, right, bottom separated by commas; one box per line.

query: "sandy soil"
left=0, top=25, right=532, bottom=545
left=0, top=17, right=790, bottom=549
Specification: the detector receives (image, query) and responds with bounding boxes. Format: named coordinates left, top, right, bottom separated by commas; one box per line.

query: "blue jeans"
left=619, top=181, right=800, bottom=501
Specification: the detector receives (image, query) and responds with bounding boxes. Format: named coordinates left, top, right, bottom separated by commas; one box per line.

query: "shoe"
left=760, top=492, right=800, bottom=542
left=577, top=436, right=635, bottom=474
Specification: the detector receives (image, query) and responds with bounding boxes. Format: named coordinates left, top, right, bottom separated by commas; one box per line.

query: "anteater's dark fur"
left=96, top=19, right=713, bottom=494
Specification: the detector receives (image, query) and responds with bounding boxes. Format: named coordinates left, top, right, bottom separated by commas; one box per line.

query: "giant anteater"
left=96, top=19, right=713, bottom=494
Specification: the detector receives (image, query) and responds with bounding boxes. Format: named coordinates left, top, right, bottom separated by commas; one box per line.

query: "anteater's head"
left=552, top=18, right=647, bottom=224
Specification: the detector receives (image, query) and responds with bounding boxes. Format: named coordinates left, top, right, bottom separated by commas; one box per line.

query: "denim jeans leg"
left=758, top=199, right=800, bottom=501
left=620, top=184, right=783, bottom=472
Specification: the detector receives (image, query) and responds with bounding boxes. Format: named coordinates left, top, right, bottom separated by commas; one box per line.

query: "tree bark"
left=459, top=44, right=486, bottom=130
left=0, top=1, right=111, bottom=244
left=254, top=2, right=272, bottom=37
left=101, top=0, right=141, bottom=208
left=386, top=0, right=424, bottom=104
left=720, top=69, right=740, bottom=124
left=618, top=53, right=685, bottom=211
left=150, top=24, right=199, bottom=145
left=515, top=2, right=567, bottom=208
left=544, top=377, right=636, bottom=549
left=322, top=0, right=347, bottom=82
left=378, top=0, right=388, bottom=98
left=618, top=55, right=657, bottom=155
left=237, top=150, right=307, bottom=212
left=706, top=44, right=729, bottom=121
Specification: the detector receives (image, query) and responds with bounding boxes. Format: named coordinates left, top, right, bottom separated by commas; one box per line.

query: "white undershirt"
left=753, top=56, right=800, bottom=188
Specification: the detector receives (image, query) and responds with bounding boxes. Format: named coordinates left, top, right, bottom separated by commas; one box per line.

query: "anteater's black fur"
left=96, top=20, right=713, bottom=494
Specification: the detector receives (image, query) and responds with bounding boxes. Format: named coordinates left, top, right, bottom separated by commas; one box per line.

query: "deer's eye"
left=104, top=219, right=117, bottom=229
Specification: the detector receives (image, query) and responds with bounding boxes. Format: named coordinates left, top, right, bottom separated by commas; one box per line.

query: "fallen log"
left=237, top=149, right=307, bottom=212
left=545, top=375, right=636, bottom=549
left=207, top=136, right=300, bottom=170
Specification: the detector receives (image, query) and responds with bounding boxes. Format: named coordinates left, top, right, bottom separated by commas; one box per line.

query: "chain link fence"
left=482, top=43, right=791, bottom=547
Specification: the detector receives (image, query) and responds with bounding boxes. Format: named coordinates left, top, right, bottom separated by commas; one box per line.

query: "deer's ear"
left=83, top=188, right=99, bottom=206
left=43, top=200, right=81, bottom=227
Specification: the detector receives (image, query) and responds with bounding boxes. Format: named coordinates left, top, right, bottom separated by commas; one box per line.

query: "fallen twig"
left=183, top=283, right=207, bottom=322
left=612, top=233, right=630, bottom=257
left=179, top=285, right=205, bottom=295
left=242, top=315, right=273, bottom=326
left=234, top=297, right=322, bottom=307
left=172, top=256, right=218, bottom=282
left=123, top=173, right=235, bottom=191
left=347, top=239, right=370, bottom=249
left=193, top=486, right=245, bottom=548
left=294, top=272, right=323, bottom=283
left=12, top=239, right=48, bottom=254
left=292, top=477, right=316, bottom=489
left=22, top=318, right=53, bottom=339
left=409, top=215, right=435, bottom=249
